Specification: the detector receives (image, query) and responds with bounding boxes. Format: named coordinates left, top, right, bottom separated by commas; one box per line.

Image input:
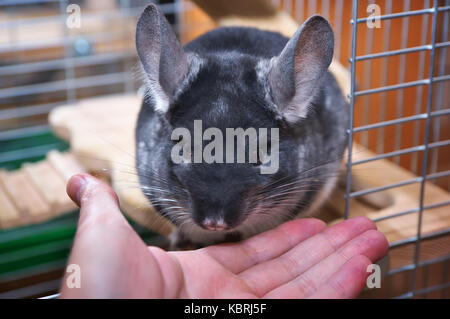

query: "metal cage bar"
left=410, top=0, right=431, bottom=174
left=393, top=0, right=412, bottom=166
left=354, top=41, right=450, bottom=61
left=410, top=0, right=440, bottom=297
left=344, top=0, right=359, bottom=220
left=430, top=0, right=449, bottom=187
left=350, top=139, right=450, bottom=166
left=360, top=0, right=375, bottom=148
left=353, top=109, right=450, bottom=133
left=376, top=0, right=392, bottom=154
left=356, top=6, right=450, bottom=23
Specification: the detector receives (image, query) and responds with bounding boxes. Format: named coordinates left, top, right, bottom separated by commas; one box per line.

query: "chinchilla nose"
left=202, top=218, right=228, bottom=231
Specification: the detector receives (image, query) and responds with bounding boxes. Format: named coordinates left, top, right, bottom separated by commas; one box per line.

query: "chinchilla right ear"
left=268, top=15, right=334, bottom=123
left=136, top=4, right=188, bottom=113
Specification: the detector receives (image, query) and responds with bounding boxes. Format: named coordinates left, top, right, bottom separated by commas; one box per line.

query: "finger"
left=62, top=174, right=162, bottom=298
left=239, top=216, right=377, bottom=297
left=148, top=247, right=185, bottom=298
left=67, top=173, right=120, bottom=207
left=202, top=218, right=327, bottom=274
left=307, top=255, right=373, bottom=299
left=263, top=229, right=388, bottom=298
left=67, top=173, right=126, bottom=231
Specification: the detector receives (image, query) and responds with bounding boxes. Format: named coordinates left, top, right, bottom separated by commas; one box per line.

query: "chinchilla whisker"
left=146, top=199, right=182, bottom=207
left=257, top=166, right=338, bottom=192
left=255, top=182, right=324, bottom=198
left=144, top=193, right=186, bottom=202
left=148, top=201, right=181, bottom=207
left=74, top=153, right=136, bottom=171
left=83, top=128, right=138, bottom=162
left=138, top=189, right=178, bottom=197
left=70, top=157, right=169, bottom=186
left=261, top=188, right=318, bottom=201
left=114, top=182, right=172, bottom=192
left=160, top=209, right=184, bottom=217
left=68, top=155, right=180, bottom=188
left=258, top=203, right=300, bottom=210
left=148, top=198, right=179, bottom=203
left=262, top=177, right=328, bottom=193
left=159, top=206, right=184, bottom=216
left=140, top=185, right=177, bottom=193
left=140, top=183, right=188, bottom=195
left=153, top=205, right=184, bottom=212
left=275, top=172, right=341, bottom=189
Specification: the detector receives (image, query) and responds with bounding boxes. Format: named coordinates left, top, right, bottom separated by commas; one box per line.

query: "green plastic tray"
left=0, top=127, right=159, bottom=297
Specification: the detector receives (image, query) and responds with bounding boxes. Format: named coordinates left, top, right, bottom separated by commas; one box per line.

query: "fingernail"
left=67, top=174, right=87, bottom=207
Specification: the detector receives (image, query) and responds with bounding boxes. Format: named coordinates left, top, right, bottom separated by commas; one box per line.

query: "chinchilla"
left=135, top=4, right=349, bottom=248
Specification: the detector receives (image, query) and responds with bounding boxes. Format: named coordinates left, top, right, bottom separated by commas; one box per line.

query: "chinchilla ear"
left=268, top=15, right=334, bottom=123
left=136, top=4, right=188, bottom=113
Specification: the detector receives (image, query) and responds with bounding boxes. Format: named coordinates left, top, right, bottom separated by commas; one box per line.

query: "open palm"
left=60, top=174, right=388, bottom=299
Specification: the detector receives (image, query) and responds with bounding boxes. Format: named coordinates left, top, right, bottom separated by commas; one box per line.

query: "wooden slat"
left=0, top=180, right=21, bottom=229
left=47, top=151, right=85, bottom=182
left=0, top=151, right=84, bottom=229
left=23, top=161, right=76, bottom=214
left=0, top=170, right=51, bottom=223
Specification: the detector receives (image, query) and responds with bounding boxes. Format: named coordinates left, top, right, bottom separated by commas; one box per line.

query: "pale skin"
left=60, top=173, right=388, bottom=298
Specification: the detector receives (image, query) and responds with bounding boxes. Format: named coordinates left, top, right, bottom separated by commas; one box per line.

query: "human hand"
left=60, top=173, right=388, bottom=298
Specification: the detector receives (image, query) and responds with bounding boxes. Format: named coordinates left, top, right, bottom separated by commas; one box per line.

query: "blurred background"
left=0, top=0, right=448, bottom=298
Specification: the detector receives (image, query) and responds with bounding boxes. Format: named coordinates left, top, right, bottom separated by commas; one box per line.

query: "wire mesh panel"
left=346, top=0, right=449, bottom=298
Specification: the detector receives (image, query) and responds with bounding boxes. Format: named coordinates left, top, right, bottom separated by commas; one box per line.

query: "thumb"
left=66, top=173, right=126, bottom=229
left=62, top=174, right=148, bottom=298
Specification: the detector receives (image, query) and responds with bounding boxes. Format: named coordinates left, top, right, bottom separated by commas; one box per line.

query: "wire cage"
left=344, top=0, right=449, bottom=298
left=0, top=0, right=448, bottom=298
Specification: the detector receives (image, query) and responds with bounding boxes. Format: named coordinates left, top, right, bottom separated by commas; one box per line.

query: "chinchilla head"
left=135, top=4, right=336, bottom=235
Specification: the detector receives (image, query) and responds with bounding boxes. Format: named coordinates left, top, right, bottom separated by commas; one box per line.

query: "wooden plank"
left=0, top=181, right=21, bottom=229
left=23, top=161, right=76, bottom=215
left=0, top=170, right=51, bottom=223
left=0, top=152, right=83, bottom=230
left=0, top=170, right=31, bottom=224
left=47, top=151, right=85, bottom=182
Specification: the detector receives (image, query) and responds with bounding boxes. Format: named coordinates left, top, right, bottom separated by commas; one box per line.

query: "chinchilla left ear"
left=268, top=15, right=334, bottom=123
left=136, top=4, right=188, bottom=113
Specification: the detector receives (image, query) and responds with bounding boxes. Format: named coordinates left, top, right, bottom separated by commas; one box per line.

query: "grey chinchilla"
left=135, top=4, right=349, bottom=248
